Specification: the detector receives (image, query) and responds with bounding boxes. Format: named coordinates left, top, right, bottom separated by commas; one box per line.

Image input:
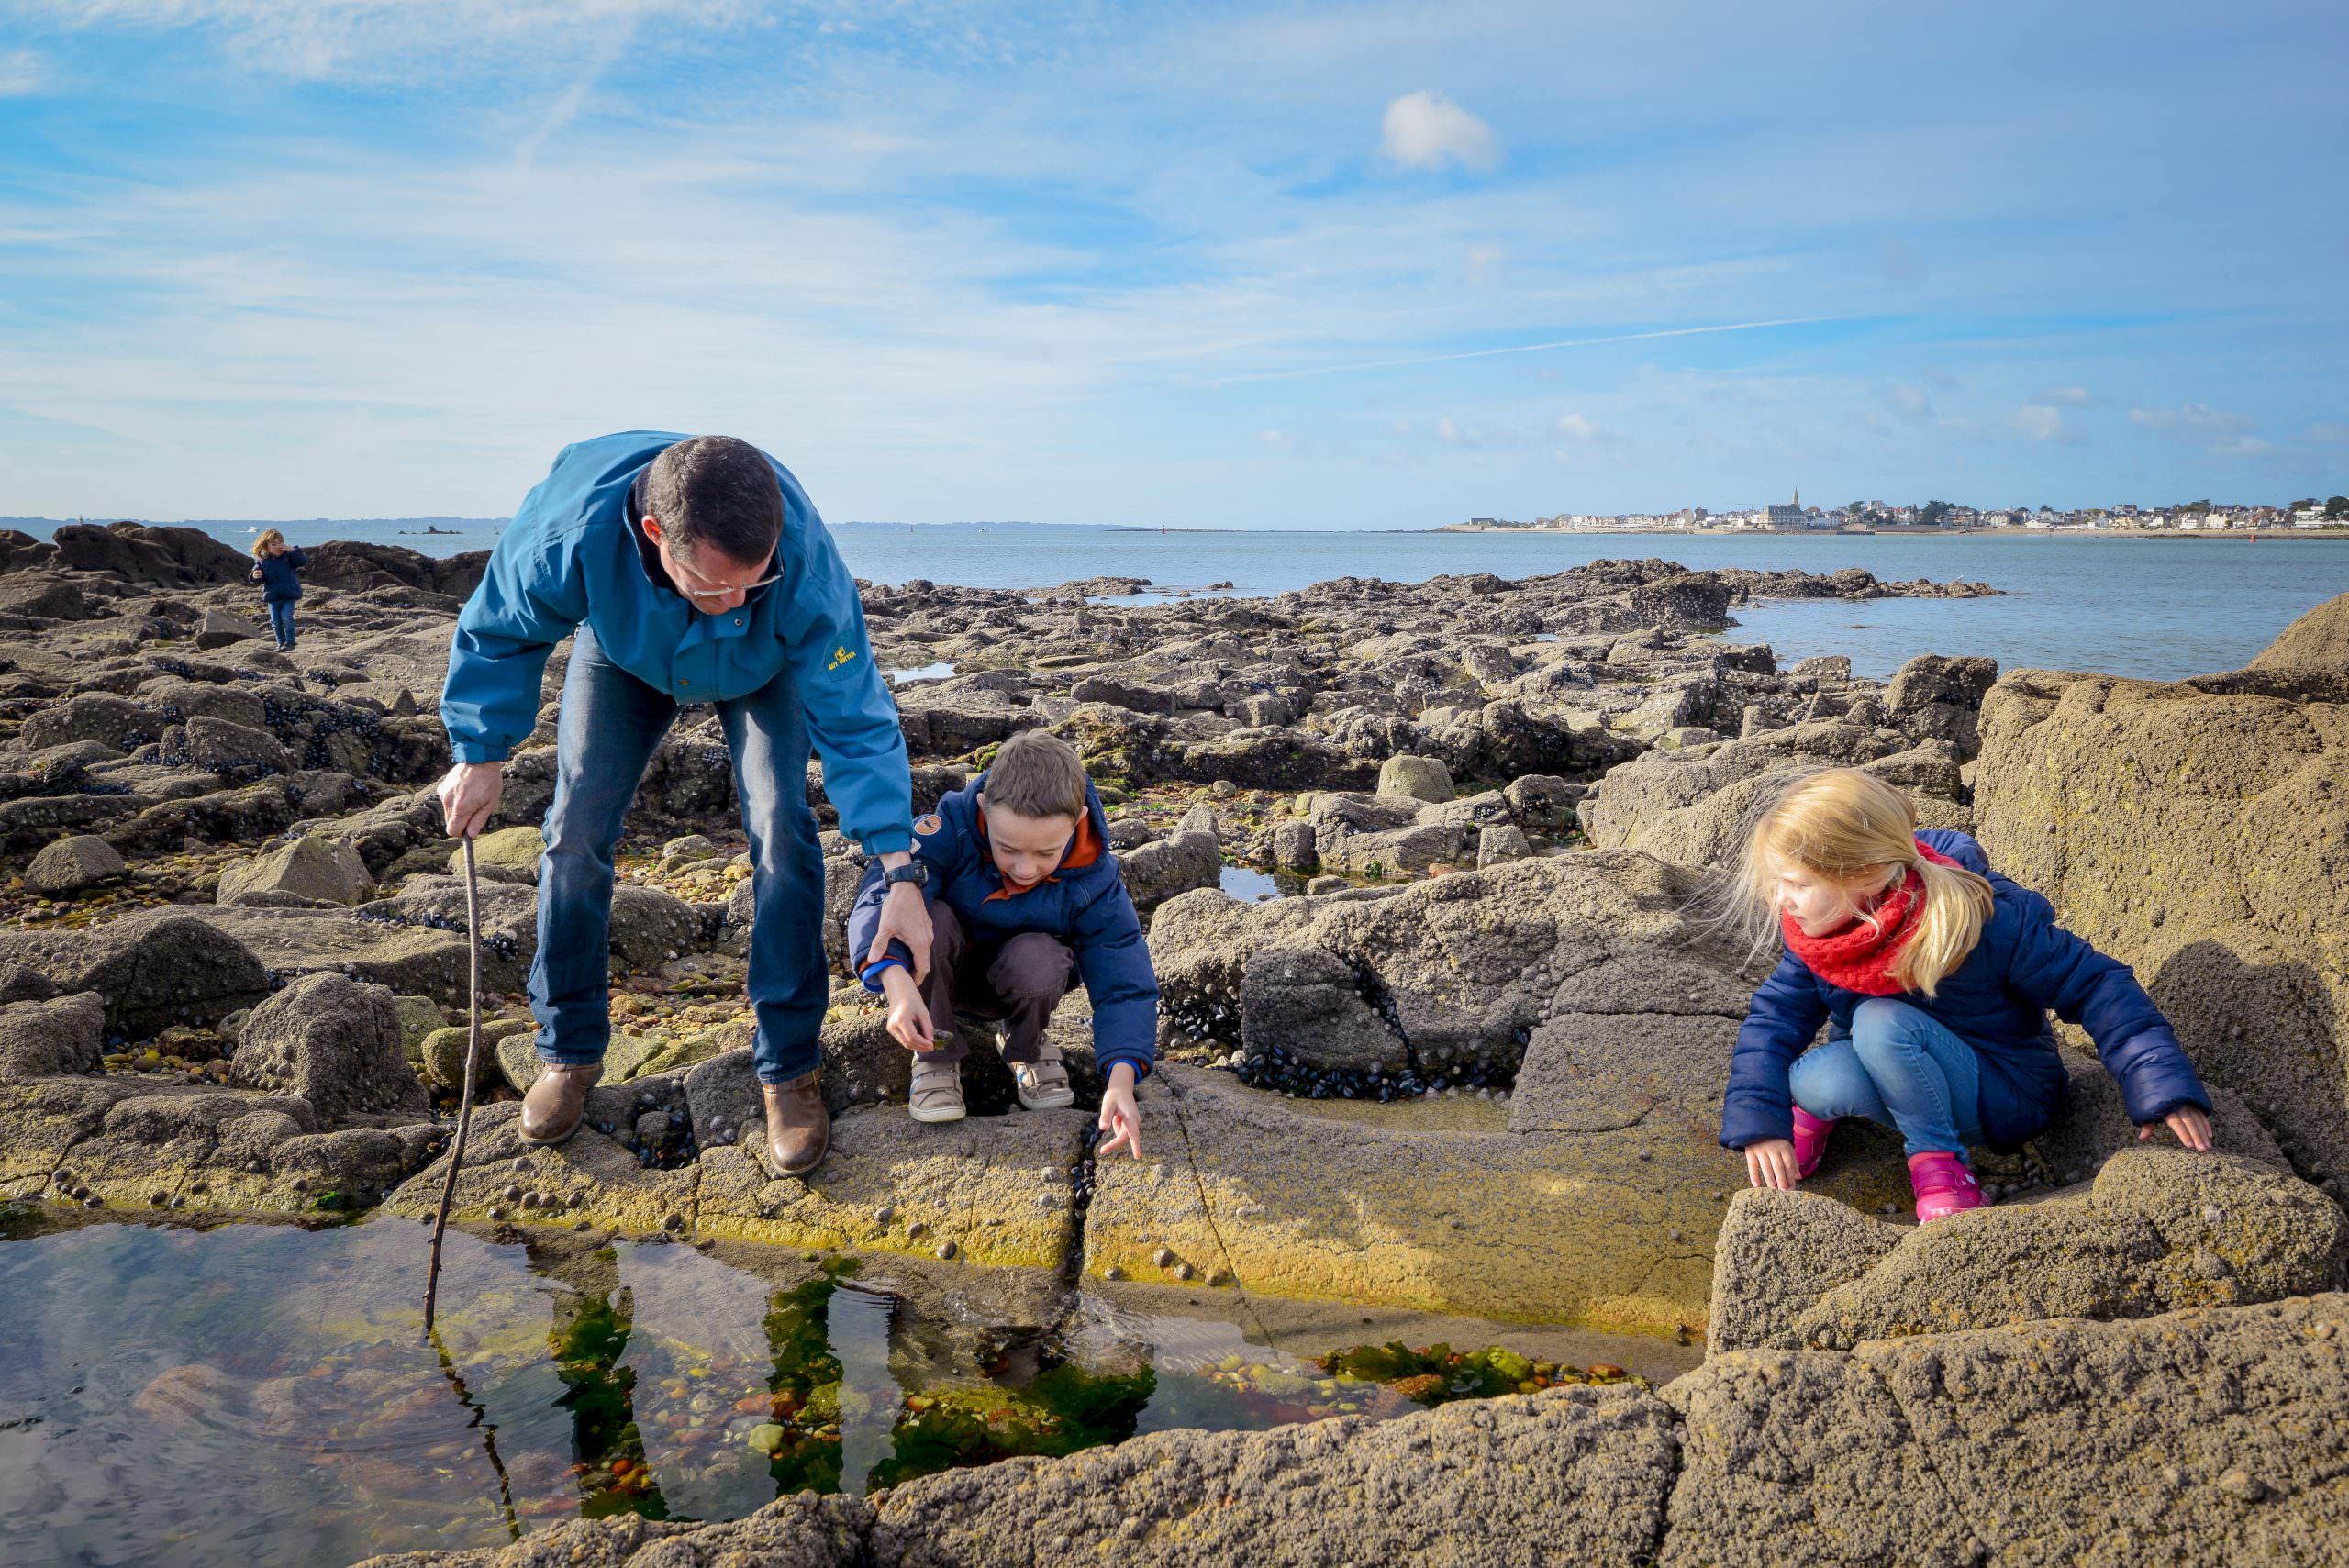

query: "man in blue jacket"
left=437, top=432, right=931, bottom=1175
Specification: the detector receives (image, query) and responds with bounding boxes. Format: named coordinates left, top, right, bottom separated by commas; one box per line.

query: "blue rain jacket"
left=251, top=547, right=308, bottom=604
left=843, top=772, right=1159, bottom=1081
left=439, top=430, right=913, bottom=855
left=1720, top=828, right=2210, bottom=1152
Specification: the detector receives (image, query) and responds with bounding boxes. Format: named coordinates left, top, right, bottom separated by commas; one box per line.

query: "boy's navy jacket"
left=1720, top=828, right=2210, bottom=1152
left=251, top=548, right=308, bottom=603
left=845, top=772, right=1159, bottom=1083
left=438, top=430, right=914, bottom=856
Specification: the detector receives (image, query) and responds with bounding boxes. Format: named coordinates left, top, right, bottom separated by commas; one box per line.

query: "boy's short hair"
left=985, top=731, right=1087, bottom=821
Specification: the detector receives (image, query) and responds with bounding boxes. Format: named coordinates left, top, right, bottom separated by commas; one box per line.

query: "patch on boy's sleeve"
left=914, top=814, right=943, bottom=837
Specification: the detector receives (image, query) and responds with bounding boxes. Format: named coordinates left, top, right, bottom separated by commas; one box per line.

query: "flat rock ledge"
left=349, top=1291, right=2349, bottom=1568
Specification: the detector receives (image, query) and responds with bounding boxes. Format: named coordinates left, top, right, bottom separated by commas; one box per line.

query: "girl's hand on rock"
left=1744, top=1138, right=1800, bottom=1190
left=2142, top=1106, right=2214, bottom=1151
left=1097, top=1064, right=1142, bottom=1161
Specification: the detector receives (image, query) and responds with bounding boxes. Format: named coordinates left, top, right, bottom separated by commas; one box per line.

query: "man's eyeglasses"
left=676, top=573, right=780, bottom=603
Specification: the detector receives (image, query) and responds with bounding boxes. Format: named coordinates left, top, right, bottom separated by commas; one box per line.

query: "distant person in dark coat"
left=1719, top=768, right=2213, bottom=1222
left=247, top=528, right=309, bottom=651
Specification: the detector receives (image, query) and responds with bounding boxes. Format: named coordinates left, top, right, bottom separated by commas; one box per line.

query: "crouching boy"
left=844, top=730, right=1153, bottom=1157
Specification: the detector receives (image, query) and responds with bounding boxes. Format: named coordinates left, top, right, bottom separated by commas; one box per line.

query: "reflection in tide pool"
left=0, top=1209, right=1661, bottom=1568
left=1219, top=865, right=1303, bottom=901
left=884, top=661, right=956, bottom=685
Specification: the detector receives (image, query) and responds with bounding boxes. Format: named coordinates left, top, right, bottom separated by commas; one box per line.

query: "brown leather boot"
left=519, top=1062, right=601, bottom=1145
left=762, top=1071, right=829, bottom=1177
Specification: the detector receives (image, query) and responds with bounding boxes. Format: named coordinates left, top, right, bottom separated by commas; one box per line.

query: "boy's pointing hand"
left=1097, top=1063, right=1142, bottom=1160
left=880, top=968, right=936, bottom=1052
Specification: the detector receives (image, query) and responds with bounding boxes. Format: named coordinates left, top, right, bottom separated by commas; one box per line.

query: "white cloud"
left=2212, top=435, right=2276, bottom=458
left=1885, top=383, right=1932, bottom=420
left=2009, top=405, right=2077, bottom=443
left=2039, top=385, right=2094, bottom=406
left=1555, top=412, right=1598, bottom=440
left=2127, top=403, right=2253, bottom=432
left=1464, top=242, right=1506, bottom=284
left=1380, top=90, right=1497, bottom=172
left=1434, top=415, right=1467, bottom=443
left=0, top=50, right=48, bottom=95
left=2309, top=423, right=2349, bottom=444
left=1258, top=428, right=1296, bottom=450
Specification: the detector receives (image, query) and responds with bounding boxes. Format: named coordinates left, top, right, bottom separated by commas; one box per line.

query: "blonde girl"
left=1719, top=768, right=2213, bottom=1221
left=248, top=528, right=310, bottom=651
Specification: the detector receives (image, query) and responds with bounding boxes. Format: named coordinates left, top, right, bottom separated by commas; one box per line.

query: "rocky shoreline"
left=3, top=522, right=2344, bottom=1564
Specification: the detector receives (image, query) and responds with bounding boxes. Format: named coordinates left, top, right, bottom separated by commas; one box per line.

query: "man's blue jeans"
left=530, top=626, right=828, bottom=1085
left=267, top=600, right=296, bottom=646
left=1788, top=997, right=1987, bottom=1162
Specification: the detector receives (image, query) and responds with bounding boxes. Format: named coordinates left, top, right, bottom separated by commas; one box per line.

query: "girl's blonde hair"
left=1731, top=767, right=1994, bottom=996
left=251, top=528, right=287, bottom=559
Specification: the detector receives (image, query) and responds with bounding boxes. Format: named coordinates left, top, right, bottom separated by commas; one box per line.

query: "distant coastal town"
left=1445, top=490, right=2349, bottom=535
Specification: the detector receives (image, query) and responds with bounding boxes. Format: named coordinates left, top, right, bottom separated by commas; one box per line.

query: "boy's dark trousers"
left=921, top=901, right=1074, bottom=1062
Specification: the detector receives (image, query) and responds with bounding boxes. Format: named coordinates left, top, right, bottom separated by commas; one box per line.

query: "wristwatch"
left=885, top=862, right=929, bottom=889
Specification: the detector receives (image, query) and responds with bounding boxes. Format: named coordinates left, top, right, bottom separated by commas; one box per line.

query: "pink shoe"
left=1908, top=1151, right=1986, bottom=1223
left=1790, top=1107, right=1837, bottom=1180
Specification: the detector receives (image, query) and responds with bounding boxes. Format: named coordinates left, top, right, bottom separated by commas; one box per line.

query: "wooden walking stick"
left=422, top=834, right=485, bottom=1339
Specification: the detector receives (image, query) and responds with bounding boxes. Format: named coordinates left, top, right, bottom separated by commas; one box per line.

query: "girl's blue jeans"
left=1789, top=997, right=1987, bottom=1162
left=266, top=601, right=296, bottom=646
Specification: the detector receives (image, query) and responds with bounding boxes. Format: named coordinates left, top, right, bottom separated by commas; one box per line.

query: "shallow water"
left=1219, top=864, right=1303, bottom=901
left=0, top=1210, right=1671, bottom=1568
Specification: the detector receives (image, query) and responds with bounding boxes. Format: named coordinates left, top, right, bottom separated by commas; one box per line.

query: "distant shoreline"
left=1439, top=524, right=2349, bottom=541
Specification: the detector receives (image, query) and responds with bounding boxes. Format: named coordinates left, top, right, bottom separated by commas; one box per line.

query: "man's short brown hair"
left=643, top=435, right=784, bottom=566
left=985, top=730, right=1087, bottom=821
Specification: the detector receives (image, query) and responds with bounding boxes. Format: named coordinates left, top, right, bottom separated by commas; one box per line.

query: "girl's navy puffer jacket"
left=1720, top=828, right=2210, bottom=1152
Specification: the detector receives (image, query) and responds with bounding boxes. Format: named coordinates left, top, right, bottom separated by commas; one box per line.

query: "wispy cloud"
left=35, top=0, right=754, bottom=79
left=1206, top=317, right=1842, bottom=388
left=2128, top=402, right=2254, bottom=431
left=2009, top=404, right=2081, bottom=444
left=0, top=49, right=49, bottom=94
left=1555, top=412, right=1598, bottom=440
left=1885, top=383, right=1933, bottom=421
left=1380, top=90, right=1497, bottom=172
left=2039, top=385, right=2094, bottom=406
left=1463, top=242, right=1506, bottom=285
left=1878, top=237, right=1927, bottom=285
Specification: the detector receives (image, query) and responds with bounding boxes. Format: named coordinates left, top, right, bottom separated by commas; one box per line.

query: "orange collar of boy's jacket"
left=974, top=802, right=1102, bottom=901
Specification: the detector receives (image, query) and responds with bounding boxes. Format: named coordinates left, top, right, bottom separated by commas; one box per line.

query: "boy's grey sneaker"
left=1014, top=1043, right=1075, bottom=1111
left=908, top=1051, right=966, bottom=1123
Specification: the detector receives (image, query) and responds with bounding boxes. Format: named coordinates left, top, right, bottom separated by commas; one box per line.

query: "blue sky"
left=1, top=0, right=2343, bottom=528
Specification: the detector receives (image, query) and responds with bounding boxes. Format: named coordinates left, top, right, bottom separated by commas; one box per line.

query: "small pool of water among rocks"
left=1, top=1207, right=1673, bottom=1568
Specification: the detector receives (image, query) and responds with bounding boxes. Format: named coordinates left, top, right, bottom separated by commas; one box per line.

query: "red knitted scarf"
left=1779, top=839, right=1965, bottom=995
